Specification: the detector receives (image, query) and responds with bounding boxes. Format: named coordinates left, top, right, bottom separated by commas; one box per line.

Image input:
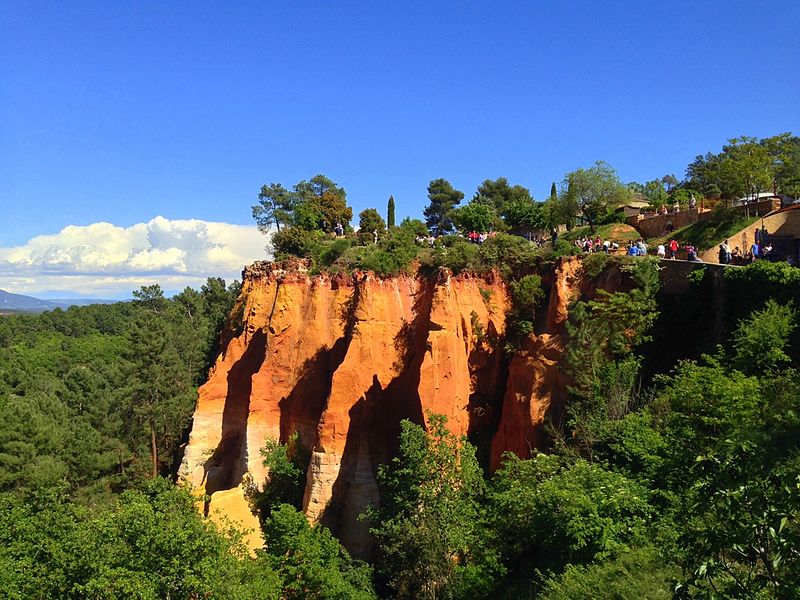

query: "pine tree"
left=387, top=195, right=396, bottom=230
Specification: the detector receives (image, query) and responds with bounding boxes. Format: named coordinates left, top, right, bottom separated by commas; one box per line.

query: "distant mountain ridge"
left=0, top=289, right=116, bottom=312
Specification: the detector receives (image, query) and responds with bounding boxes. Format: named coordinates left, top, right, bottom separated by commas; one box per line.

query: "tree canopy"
left=560, top=161, right=632, bottom=233
left=423, top=178, right=464, bottom=236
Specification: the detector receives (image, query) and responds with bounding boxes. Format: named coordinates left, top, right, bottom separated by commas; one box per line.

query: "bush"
left=338, top=229, right=420, bottom=277
left=478, top=234, right=540, bottom=277
left=489, top=455, right=653, bottom=576
left=272, top=227, right=324, bottom=259
left=539, top=546, right=677, bottom=600
left=509, top=274, right=544, bottom=320
left=420, top=239, right=481, bottom=275
left=318, top=238, right=352, bottom=267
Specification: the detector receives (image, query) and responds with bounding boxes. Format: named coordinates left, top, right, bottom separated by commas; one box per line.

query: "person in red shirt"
left=668, top=238, right=679, bottom=259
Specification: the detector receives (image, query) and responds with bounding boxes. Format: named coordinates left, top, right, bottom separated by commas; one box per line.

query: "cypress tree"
left=550, top=182, right=557, bottom=200
left=387, top=195, right=396, bottom=230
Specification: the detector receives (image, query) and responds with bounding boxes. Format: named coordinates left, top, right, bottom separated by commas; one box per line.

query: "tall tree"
left=502, top=197, right=546, bottom=230
left=368, top=414, right=499, bottom=598
left=127, top=287, right=196, bottom=477
left=423, top=178, right=464, bottom=236
left=685, top=134, right=797, bottom=200
left=294, top=175, right=352, bottom=233
left=661, top=174, right=678, bottom=191
left=253, top=183, right=294, bottom=233
left=452, top=201, right=497, bottom=233
left=473, top=177, right=531, bottom=215
left=358, top=208, right=386, bottom=238
left=294, top=174, right=346, bottom=201
left=561, top=161, right=632, bottom=233
left=387, top=195, right=396, bottom=230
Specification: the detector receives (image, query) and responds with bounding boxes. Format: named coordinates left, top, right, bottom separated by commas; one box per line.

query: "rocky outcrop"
left=179, top=261, right=514, bottom=555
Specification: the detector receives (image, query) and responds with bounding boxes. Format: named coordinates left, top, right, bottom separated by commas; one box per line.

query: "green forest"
left=2, top=133, right=800, bottom=599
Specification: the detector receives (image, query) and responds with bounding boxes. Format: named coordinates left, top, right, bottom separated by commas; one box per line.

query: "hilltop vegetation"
left=251, top=133, right=799, bottom=276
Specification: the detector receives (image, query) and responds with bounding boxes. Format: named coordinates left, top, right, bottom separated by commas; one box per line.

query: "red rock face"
left=179, top=257, right=588, bottom=554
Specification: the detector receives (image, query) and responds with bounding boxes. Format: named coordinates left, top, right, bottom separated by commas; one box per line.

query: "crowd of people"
left=573, top=235, right=705, bottom=262
left=718, top=238, right=774, bottom=265
left=401, top=225, right=786, bottom=268
left=573, top=236, right=620, bottom=253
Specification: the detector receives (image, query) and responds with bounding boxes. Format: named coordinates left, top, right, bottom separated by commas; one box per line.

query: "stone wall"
left=627, top=208, right=704, bottom=239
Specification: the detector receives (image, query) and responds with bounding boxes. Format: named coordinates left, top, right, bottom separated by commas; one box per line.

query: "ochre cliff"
left=179, top=257, right=592, bottom=554
left=179, top=260, right=512, bottom=554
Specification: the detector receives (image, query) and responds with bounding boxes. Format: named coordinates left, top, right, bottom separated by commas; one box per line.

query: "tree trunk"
left=150, top=421, right=158, bottom=478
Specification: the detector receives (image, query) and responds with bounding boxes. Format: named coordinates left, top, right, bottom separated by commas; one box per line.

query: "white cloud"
left=0, top=217, right=272, bottom=298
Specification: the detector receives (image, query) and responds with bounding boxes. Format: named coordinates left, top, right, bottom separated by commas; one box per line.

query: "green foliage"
left=657, top=211, right=758, bottom=252
left=368, top=414, right=502, bottom=599
left=581, top=252, right=612, bottom=279
left=422, top=238, right=481, bottom=275
left=247, top=433, right=310, bottom=522
left=476, top=233, right=541, bottom=277
left=452, top=200, right=498, bottom=233
left=560, top=259, right=661, bottom=457
left=423, top=178, right=464, bottom=236
left=723, top=261, right=800, bottom=323
left=358, top=208, right=386, bottom=237
left=502, top=196, right=546, bottom=230
left=653, top=359, right=762, bottom=485
left=318, top=238, right=352, bottom=267
left=677, top=442, right=800, bottom=598
left=344, top=229, right=419, bottom=276
left=489, top=454, right=653, bottom=576
left=506, top=274, right=544, bottom=344
left=560, top=161, right=633, bottom=232
left=732, top=299, right=797, bottom=374
left=687, top=134, right=800, bottom=199
left=641, top=178, right=670, bottom=208
left=253, top=182, right=295, bottom=233
left=473, top=177, right=532, bottom=215
left=397, top=217, right=428, bottom=237
left=255, top=175, right=352, bottom=257
left=263, top=504, right=376, bottom=600
left=0, top=479, right=281, bottom=599
left=550, top=237, right=584, bottom=257
left=294, top=175, right=352, bottom=233
left=470, top=310, right=485, bottom=344
left=0, top=279, right=237, bottom=495
left=387, top=195, right=396, bottom=230
left=539, top=546, right=678, bottom=600
left=272, top=226, right=324, bottom=259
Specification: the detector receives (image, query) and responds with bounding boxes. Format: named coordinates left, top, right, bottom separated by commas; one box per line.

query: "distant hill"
left=0, top=290, right=116, bottom=313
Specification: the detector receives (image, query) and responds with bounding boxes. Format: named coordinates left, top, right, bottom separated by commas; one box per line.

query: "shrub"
left=509, top=274, right=544, bottom=319
left=318, top=238, right=352, bottom=267
left=272, top=227, right=324, bottom=259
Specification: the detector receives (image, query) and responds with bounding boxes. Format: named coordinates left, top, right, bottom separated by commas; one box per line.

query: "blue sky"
left=1, top=1, right=798, bottom=295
